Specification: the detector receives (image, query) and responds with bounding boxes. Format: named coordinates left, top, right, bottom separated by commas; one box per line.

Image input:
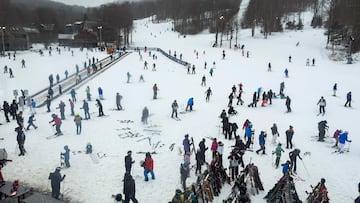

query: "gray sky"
left=51, top=0, right=126, bottom=7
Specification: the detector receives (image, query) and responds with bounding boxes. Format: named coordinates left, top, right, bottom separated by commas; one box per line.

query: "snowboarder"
left=273, top=143, right=285, bottom=168
left=285, top=125, right=294, bottom=149
left=95, top=99, right=104, bottom=116
left=256, top=131, right=267, bottom=155
left=317, top=96, right=326, bottom=115
left=68, top=99, right=74, bottom=116
left=61, top=145, right=70, bottom=168
left=81, top=100, right=90, bottom=120
left=153, top=84, right=159, bottom=99
left=15, top=127, right=26, bottom=156
left=70, top=89, right=76, bottom=102
left=49, top=114, right=62, bottom=136
left=180, top=162, right=190, bottom=191
left=205, top=88, right=212, bottom=102
left=285, top=96, right=291, bottom=112
left=123, top=172, right=138, bottom=203
left=48, top=167, right=65, bottom=199
left=171, top=100, right=178, bottom=118
left=182, top=134, right=191, bottom=154
left=57, top=101, right=66, bottom=120
left=125, top=150, right=135, bottom=174
left=73, top=114, right=82, bottom=135
left=141, top=107, right=149, bottom=124
left=98, top=87, right=104, bottom=100
left=271, top=123, right=279, bottom=144
left=85, top=86, right=91, bottom=101
left=116, top=93, right=123, bottom=110
left=338, top=131, right=351, bottom=153
left=289, top=148, right=302, bottom=173
left=344, top=91, right=352, bottom=107
left=143, top=152, right=155, bottom=181
left=26, top=114, right=37, bottom=130
left=185, top=97, right=194, bottom=111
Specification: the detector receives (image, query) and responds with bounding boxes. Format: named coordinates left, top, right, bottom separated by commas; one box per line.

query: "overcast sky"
left=50, top=0, right=133, bottom=7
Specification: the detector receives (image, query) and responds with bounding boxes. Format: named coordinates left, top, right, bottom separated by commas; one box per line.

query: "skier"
left=26, top=114, right=37, bottom=130
left=46, top=95, right=52, bottom=112
left=289, top=148, right=302, bottom=173
left=236, top=90, right=244, bottom=105
left=268, top=62, right=271, bottom=71
left=15, top=127, right=26, bottom=156
left=201, top=75, right=206, bottom=86
left=9, top=68, right=14, bottom=78
left=332, top=129, right=342, bottom=148
left=125, top=150, right=135, bottom=174
left=49, top=74, right=54, bottom=87
left=338, top=131, right=351, bottom=153
left=48, top=87, right=54, bottom=99
left=273, top=143, right=285, bottom=168
left=280, top=82, right=285, bottom=97
left=2, top=101, right=10, bottom=122
left=68, top=99, right=74, bottom=116
left=70, top=89, right=76, bottom=102
left=141, top=107, right=149, bottom=124
left=211, top=138, right=218, bottom=158
left=285, top=96, right=291, bottom=112
left=85, top=86, right=91, bottom=101
left=344, top=91, right=352, bottom=107
left=288, top=55, right=292, bottom=62
left=98, top=87, right=104, bottom=100
left=271, top=123, right=279, bottom=145
left=116, top=93, right=123, bottom=110
left=57, top=101, right=66, bottom=120
left=48, top=167, right=65, bottom=200
left=95, top=99, right=104, bottom=117
left=191, top=65, right=196, bottom=74
left=209, top=68, right=214, bottom=77
left=143, top=152, right=155, bottom=181
left=284, top=68, right=289, bottom=77
left=82, top=100, right=90, bottom=120
left=244, top=122, right=254, bottom=149
left=195, top=149, right=203, bottom=175
left=318, top=120, right=329, bottom=142
left=205, top=87, right=212, bottom=102
left=127, top=72, right=131, bottom=83
left=285, top=125, right=294, bottom=149
left=171, top=100, right=178, bottom=118
left=267, top=89, right=273, bottom=105
left=180, top=162, right=190, bottom=191
left=123, top=172, right=138, bottom=203
left=153, top=84, right=159, bottom=99
left=185, top=97, right=194, bottom=111
left=73, top=114, right=82, bottom=135
left=228, top=150, right=240, bottom=181
left=182, top=134, right=191, bottom=154
left=256, top=131, right=267, bottom=155
left=312, top=58, right=316, bottom=66
left=317, top=96, right=326, bottom=115
left=198, top=138, right=208, bottom=164
left=49, top=114, right=62, bottom=136
left=61, top=145, right=70, bottom=168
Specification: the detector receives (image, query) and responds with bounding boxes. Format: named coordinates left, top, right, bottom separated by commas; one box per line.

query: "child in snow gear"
left=289, top=148, right=302, bottom=173
left=61, top=145, right=70, bottom=168
left=318, top=120, right=328, bottom=141
left=48, top=167, right=65, bottom=200
left=185, top=97, right=194, bottom=111
left=26, top=114, right=37, bottom=130
left=306, top=178, right=329, bottom=203
left=143, top=152, right=155, bottom=181
left=116, top=93, right=123, bottom=110
left=273, top=143, right=285, bottom=168
left=49, top=114, right=62, bottom=135
left=15, top=127, right=26, bottom=156
left=141, top=107, right=149, bottom=124
left=73, top=114, right=82, bottom=135
left=281, top=160, right=291, bottom=175
left=96, top=99, right=104, bottom=116
left=286, top=125, right=294, bottom=149
left=317, top=96, right=326, bottom=115
left=338, top=131, right=351, bottom=153
left=123, top=172, right=138, bottom=203
left=345, top=91, right=352, bottom=107
left=171, top=100, right=178, bottom=118
left=125, top=151, right=135, bottom=174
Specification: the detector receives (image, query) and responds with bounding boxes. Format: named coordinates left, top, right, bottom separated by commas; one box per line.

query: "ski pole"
left=301, top=159, right=310, bottom=178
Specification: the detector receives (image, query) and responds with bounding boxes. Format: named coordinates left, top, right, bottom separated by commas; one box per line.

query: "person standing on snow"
left=81, top=100, right=90, bottom=120
left=96, top=99, right=104, bottom=117
left=185, top=97, right=194, bottom=111
left=317, top=96, right=326, bottom=115
left=338, top=131, right=351, bottom=153
left=49, top=114, right=62, bottom=136
left=285, top=125, right=294, bottom=149
left=318, top=120, right=329, bottom=142
left=171, top=100, right=179, bottom=118
left=123, top=172, right=138, bottom=203
left=153, top=84, right=159, bottom=99
left=85, top=86, right=91, bottom=101
left=332, top=83, right=337, bottom=96
left=198, top=138, right=208, bottom=164
left=70, top=89, right=77, bottom=102
left=98, top=87, right=104, bottom=100
left=57, top=100, right=66, bottom=120
left=344, top=92, right=352, bottom=107
left=211, top=138, right=218, bottom=158
left=285, top=96, right=291, bottom=112
left=256, top=131, right=267, bottom=155
left=284, top=68, right=289, bottom=77
left=201, top=75, right=206, bottom=86
left=289, top=148, right=302, bottom=173
left=61, top=145, right=70, bottom=168
left=68, top=99, right=74, bottom=116
left=127, top=72, right=131, bottom=83
left=182, top=134, right=191, bottom=154
left=141, top=107, right=149, bottom=124
left=125, top=150, right=135, bottom=174
left=48, top=167, right=65, bottom=200
left=205, top=87, right=212, bottom=102
left=116, top=93, right=123, bottom=110
left=281, top=160, right=291, bottom=175
left=143, top=152, right=155, bottom=181
left=180, top=162, right=190, bottom=191
left=26, top=114, right=37, bottom=130
left=273, top=143, right=285, bottom=168
left=271, top=123, right=280, bottom=145
left=15, top=127, right=26, bottom=156
left=73, top=114, right=82, bottom=135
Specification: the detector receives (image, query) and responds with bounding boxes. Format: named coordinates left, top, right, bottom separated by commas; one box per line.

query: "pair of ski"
left=46, top=133, right=64, bottom=139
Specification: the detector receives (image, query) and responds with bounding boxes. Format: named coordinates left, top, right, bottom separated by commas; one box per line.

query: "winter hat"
left=56, top=167, right=61, bottom=171
left=127, top=150, right=132, bottom=155
left=289, top=125, right=293, bottom=129
left=64, top=145, right=69, bottom=150
left=175, top=189, right=182, bottom=195
left=321, top=178, right=326, bottom=184
left=185, top=134, right=189, bottom=138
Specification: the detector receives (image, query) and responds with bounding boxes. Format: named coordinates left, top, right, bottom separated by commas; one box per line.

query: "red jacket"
left=211, top=141, right=218, bottom=152
left=144, top=157, right=153, bottom=171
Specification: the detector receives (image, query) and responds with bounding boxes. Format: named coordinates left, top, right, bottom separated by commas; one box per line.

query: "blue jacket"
left=338, top=132, right=350, bottom=144
left=259, top=132, right=265, bottom=147
left=347, top=92, right=352, bottom=101
left=63, top=148, right=70, bottom=161
left=183, top=138, right=191, bottom=152
left=245, top=126, right=252, bottom=138
left=187, top=98, right=194, bottom=105
left=98, top=88, right=103, bottom=95
left=281, top=163, right=290, bottom=174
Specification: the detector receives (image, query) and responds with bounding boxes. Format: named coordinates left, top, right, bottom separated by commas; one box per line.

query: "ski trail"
left=237, top=0, right=251, bottom=23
